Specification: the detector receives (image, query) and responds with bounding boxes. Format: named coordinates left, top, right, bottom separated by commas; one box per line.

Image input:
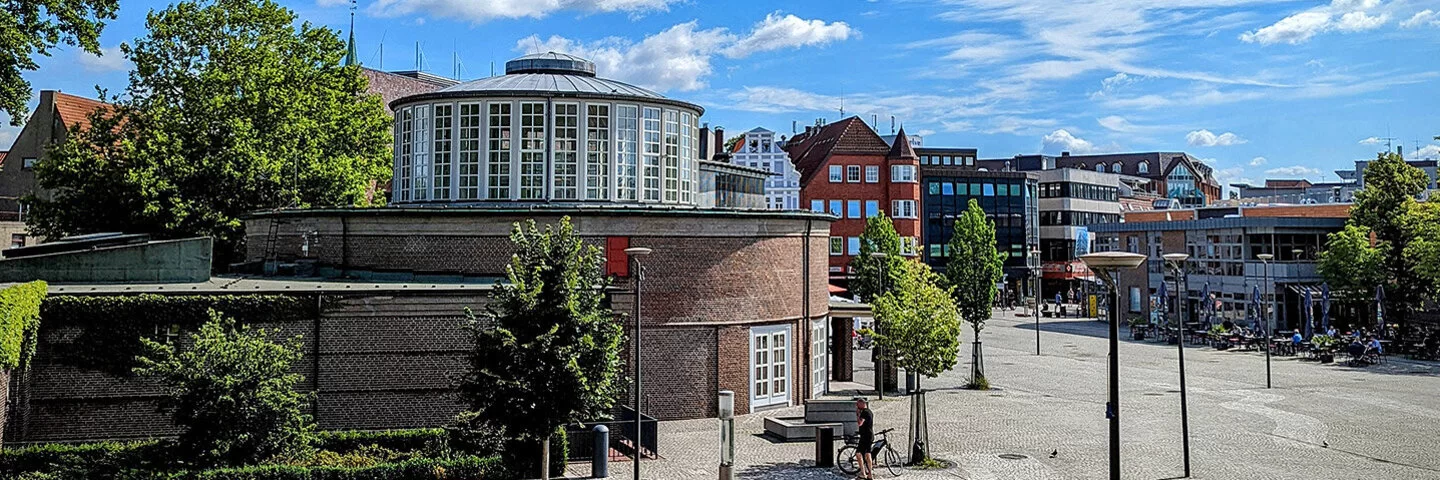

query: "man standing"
left=855, top=398, right=875, bottom=480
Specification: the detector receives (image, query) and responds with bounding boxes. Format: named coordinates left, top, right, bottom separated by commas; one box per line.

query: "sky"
left=4, top=0, right=1439, bottom=190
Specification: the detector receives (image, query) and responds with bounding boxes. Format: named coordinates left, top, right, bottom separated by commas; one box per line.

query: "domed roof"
left=505, top=52, right=596, bottom=76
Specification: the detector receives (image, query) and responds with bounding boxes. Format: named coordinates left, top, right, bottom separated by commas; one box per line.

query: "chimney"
left=1061, top=151, right=1071, bottom=157
left=714, top=127, right=725, bottom=155
left=698, top=123, right=712, bottom=161
left=1398, top=145, right=1404, bottom=158
left=805, top=126, right=813, bottom=135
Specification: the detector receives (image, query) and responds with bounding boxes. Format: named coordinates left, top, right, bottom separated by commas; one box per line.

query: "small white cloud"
left=939, top=121, right=973, bottom=133
left=77, top=45, right=130, bottom=73
left=518, top=21, right=732, bottom=92
left=1241, top=0, right=1396, bottom=45
left=1240, top=11, right=1332, bottom=45
left=316, top=0, right=349, bottom=6
left=1265, top=165, right=1322, bottom=177
left=1337, top=11, right=1389, bottom=31
left=1358, top=136, right=1386, bottom=145
left=370, top=0, right=678, bottom=22
left=1401, top=10, right=1439, bottom=28
left=1213, top=166, right=1246, bottom=183
left=1097, top=116, right=1133, bottom=132
left=1411, top=144, right=1440, bottom=160
left=1186, top=129, right=1248, bottom=147
left=914, top=129, right=936, bottom=137
left=1250, top=156, right=1267, bottom=166
left=722, top=12, right=854, bottom=59
left=1041, top=129, right=1101, bottom=155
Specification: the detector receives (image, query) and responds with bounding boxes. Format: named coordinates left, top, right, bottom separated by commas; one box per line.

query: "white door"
left=812, top=318, right=828, bottom=396
left=751, top=325, right=791, bottom=410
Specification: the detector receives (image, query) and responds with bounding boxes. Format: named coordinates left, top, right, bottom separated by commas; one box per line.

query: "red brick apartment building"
left=786, top=118, right=922, bottom=284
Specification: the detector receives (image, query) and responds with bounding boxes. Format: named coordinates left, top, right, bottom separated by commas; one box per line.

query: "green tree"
left=458, top=217, right=624, bottom=480
left=1403, top=202, right=1440, bottom=300
left=28, top=0, right=391, bottom=268
left=871, top=258, right=958, bottom=464
left=1, top=0, right=119, bottom=125
left=134, top=310, right=315, bottom=467
left=1318, top=224, right=1387, bottom=298
left=945, top=199, right=1004, bottom=389
left=1345, top=152, right=1430, bottom=329
left=849, top=213, right=905, bottom=303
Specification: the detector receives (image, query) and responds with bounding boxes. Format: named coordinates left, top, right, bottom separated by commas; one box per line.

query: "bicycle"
left=837, top=428, right=903, bottom=477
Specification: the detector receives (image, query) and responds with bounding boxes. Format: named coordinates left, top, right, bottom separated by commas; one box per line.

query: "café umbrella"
left=1320, top=283, right=1331, bottom=332
left=1376, top=285, right=1386, bottom=333
left=1199, top=282, right=1210, bottom=324
left=1302, top=287, right=1314, bottom=340
left=1252, top=285, right=1264, bottom=335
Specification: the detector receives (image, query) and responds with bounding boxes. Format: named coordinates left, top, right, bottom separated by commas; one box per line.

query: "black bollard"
left=816, top=426, right=835, bottom=468
left=592, top=424, right=609, bottom=478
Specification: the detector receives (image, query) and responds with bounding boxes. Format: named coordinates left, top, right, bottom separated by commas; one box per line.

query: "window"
left=892, top=200, right=916, bottom=218
left=942, top=183, right=954, bottom=195
left=682, top=112, right=695, bottom=203
left=663, top=110, right=679, bottom=202
left=928, top=182, right=940, bottom=195
left=9, top=234, right=24, bottom=249
left=397, top=107, right=413, bottom=202
left=457, top=103, right=482, bottom=200
left=983, top=183, right=995, bottom=196
left=642, top=107, right=662, bottom=201
left=943, top=156, right=953, bottom=166
left=829, top=165, right=843, bottom=182
left=891, top=165, right=916, bottom=182
left=1112, top=162, right=1122, bottom=174
left=865, top=200, right=879, bottom=218
left=929, top=244, right=942, bottom=258
left=829, top=200, right=843, bottom=216
left=411, top=105, right=431, bottom=201
left=429, top=103, right=454, bottom=200
left=847, top=165, right=861, bottom=183
left=486, top=102, right=512, bottom=199
left=552, top=103, right=579, bottom=200
left=1095, top=163, right=1105, bottom=172
left=847, top=200, right=862, bottom=219
left=21, top=158, right=37, bottom=169
left=829, top=237, right=843, bottom=256
left=811, top=199, right=825, bottom=213
left=811, top=319, right=828, bottom=396
left=901, top=237, right=919, bottom=256
left=616, top=105, right=639, bottom=201
left=1138, top=162, right=1150, bottom=174
left=585, top=104, right=611, bottom=200
left=848, top=237, right=861, bottom=255
left=750, top=325, right=790, bottom=410
left=518, top=102, right=546, bottom=200
left=865, top=165, right=879, bottom=183
left=1129, top=287, right=1142, bottom=313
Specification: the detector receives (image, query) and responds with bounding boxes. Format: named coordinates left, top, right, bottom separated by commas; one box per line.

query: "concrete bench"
left=761, top=399, right=858, bottom=442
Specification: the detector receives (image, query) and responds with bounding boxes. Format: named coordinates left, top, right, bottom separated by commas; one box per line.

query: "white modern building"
left=728, top=127, right=800, bottom=210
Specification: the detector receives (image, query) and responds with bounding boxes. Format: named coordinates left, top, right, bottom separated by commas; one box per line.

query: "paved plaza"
left=570, top=309, right=1440, bottom=479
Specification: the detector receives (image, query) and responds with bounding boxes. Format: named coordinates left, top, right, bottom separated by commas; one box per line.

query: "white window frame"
left=829, top=236, right=843, bottom=256
left=891, top=199, right=917, bottom=219
left=811, top=199, right=825, bottom=213
left=865, top=165, right=879, bottom=183
left=847, top=200, right=862, bottom=219
left=847, top=165, right=861, bottom=183
left=812, top=318, right=828, bottom=396
left=847, top=237, right=860, bottom=256
left=891, top=164, right=916, bottom=183
left=829, top=165, right=843, bottom=183
left=750, top=324, right=792, bottom=411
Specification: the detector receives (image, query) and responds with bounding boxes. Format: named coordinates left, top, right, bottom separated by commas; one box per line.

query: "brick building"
left=990, top=151, right=1223, bottom=207
left=787, top=119, right=922, bottom=284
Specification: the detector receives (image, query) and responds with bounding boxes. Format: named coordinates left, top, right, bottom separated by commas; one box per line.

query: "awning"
left=828, top=284, right=849, bottom=294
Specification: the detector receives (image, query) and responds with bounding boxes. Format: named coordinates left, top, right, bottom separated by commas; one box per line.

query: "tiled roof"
left=887, top=127, right=918, bottom=159
left=0, top=151, right=7, bottom=167
left=784, top=116, right=889, bottom=185
left=52, top=92, right=111, bottom=131
left=1265, top=179, right=1312, bottom=188
left=361, top=68, right=448, bottom=113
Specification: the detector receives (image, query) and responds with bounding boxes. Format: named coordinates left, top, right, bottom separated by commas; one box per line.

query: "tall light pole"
left=869, top=251, right=889, bottom=400
left=1257, top=253, right=1273, bottom=389
left=1032, top=247, right=1042, bottom=355
left=1080, top=251, right=1147, bottom=480
left=1162, top=253, right=1192, bottom=478
left=625, top=246, right=652, bottom=480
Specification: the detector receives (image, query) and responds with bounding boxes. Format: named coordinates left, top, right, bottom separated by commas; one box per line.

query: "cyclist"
left=856, top=397, right=875, bottom=480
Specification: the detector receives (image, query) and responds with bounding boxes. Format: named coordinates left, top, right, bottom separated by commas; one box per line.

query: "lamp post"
left=625, top=246, right=652, bottom=480
left=1032, top=247, right=1042, bottom=355
left=869, top=251, right=889, bottom=400
left=1257, top=253, right=1273, bottom=389
left=1162, top=253, right=1192, bottom=478
left=1079, top=251, right=1147, bottom=480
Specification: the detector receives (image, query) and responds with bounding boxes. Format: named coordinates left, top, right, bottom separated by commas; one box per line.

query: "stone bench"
left=761, top=399, right=858, bottom=442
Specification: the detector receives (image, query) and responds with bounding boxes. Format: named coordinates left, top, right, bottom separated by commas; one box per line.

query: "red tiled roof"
left=52, top=92, right=112, bottom=132
left=887, top=127, right=918, bottom=159
left=1265, top=179, right=1312, bottom=188
left=784, top=116, right=890, bottom=185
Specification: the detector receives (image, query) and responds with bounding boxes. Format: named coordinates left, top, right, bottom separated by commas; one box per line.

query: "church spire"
left=344, top=0, right=358, bottom=66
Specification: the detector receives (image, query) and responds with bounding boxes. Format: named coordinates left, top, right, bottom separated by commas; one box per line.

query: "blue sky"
left=5, top=0, right=1439, bottom=189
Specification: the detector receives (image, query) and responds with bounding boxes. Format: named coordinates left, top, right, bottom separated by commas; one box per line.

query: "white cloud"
left=369, top=0, right=677, bottom=22
left=1097, top=115, right=1133, bottom=132
left=316, top=0, right=349, bottom=6
left=1213, top=166, right=1246, bottom=183
left=1359, top=136, right=1386, bottom=145
left=1411, top=144, right=1440, bottom=160
left=1265, top=165, right=1322, bottom=177
left=1401, top=10, right=1439, bottom=28
left=720, top=85, right=1017, bottom=136
left=914, top=129, right=936, bottom=137
left=722, top=12, right=854, bottom=58
left=519, top=22, right=731, bottom=92
left=1041, top=129, right=1104, bottom=155
left=940, top=121, right=974, bottom=132
left=1186, top=129, right=1248, bottom=146
left=1249, top=156, right=1267, bottom=166
left=77, top=45, right=130, bottom=73
left=1240, top=0, right=1398, bottom=45
left=986, top=116, right=1058, bottom=135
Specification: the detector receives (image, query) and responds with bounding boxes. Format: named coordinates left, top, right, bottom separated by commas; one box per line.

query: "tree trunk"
left=541, top=434, right=551, bottom=480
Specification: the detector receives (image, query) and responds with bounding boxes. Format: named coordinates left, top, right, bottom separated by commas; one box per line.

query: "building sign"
left=1042, top=260, right=1092, bottom=280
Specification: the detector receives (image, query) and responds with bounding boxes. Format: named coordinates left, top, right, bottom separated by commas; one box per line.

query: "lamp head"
left=1079, top=251, right=1147, bottom=270
left=624, top=247, right=653, bottom=256
left=1162, top=253, right=1189, bottom=263
left=1256, top=253, right=1273, bottom=261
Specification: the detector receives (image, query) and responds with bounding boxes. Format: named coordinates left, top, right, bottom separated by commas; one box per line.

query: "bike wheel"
left=837, top=445, right=859, bottom=475
left=883, top=446, right=904, bottom=476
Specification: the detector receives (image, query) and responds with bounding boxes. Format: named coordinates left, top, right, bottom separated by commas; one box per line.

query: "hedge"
left=40, top=294, right=317, bottom=374
left=315, top=429, right=446, bottom=454
left=0, top=280, right=48, bottom=370
left=191, top=455, right=502, bottom=480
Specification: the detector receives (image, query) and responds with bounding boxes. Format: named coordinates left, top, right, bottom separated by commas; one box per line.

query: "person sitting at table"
left=1292, top=331, right=1304, bottom=346
left=1222, top=319, right=1235, bottom=331
left=1347, top=338, right=1368, bottom=365
left=1366, top=336, right=1383, bottom=355
left=1326, top=326, right=1337, bottom=337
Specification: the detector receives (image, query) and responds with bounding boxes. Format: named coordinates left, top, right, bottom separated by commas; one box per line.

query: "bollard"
left=815, top=425, right=835, bottom=468
left=592, top=425, right=609, bottom=478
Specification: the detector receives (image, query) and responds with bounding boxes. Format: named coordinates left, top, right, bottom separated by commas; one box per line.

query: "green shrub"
left=0, top=440, right=164, bottom=479
left=499, top=427, right=566, bottom=478
left=316, top=429, right=446, bottom=455
left=0, top=280, right=48, bottom=370
left=191, top=455, right=502, bottom=480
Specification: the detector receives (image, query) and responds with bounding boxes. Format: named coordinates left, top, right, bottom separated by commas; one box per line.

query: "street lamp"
left=1257, top=252, right=1273, bottom=389
left=869, top=251, right=889, bottom=400
left=1162, top=252, right=1193, bottom=478
left=1079, top=251, right=1147, bottom=480
left=625, top=246, right=652, bottom=480
left=1032, top=247, right=1042, bottom=355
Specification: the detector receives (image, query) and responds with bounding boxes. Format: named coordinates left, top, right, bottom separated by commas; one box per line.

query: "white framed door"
left=750, top=325, right=792, bottom=411
left=811, top=318, right=828, bottom=397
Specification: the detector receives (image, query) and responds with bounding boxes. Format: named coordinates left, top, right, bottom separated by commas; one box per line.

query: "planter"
left=1166, top=336, right=1179, bottom=345
left=1319, top=353, right=1334, bottom=364
left=1132, top=330, right=1146, bottom=341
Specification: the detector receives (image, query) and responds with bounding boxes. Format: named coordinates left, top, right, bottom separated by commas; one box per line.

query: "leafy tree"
left=457, top=217, right=624, bottom=480
left=945, top=199, right=1004, bottom=388
left=849, top=213, right=906, bottom=303
left=1403, top=202, right=1440, bottom=300
left=1318, top=224, right=1387, bottom=297
left=871, top=258, right=957, bottom=464
left=134, top=310, right=316, bottom=467
left=1, top=0, right=118, bottom=125
left=28, top=0, right=391, bottom=268
left=1345, top=152, right=1430, bottom=329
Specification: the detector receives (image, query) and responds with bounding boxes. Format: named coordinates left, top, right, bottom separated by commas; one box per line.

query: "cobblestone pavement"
left=569, top=310, right=1440, bottom=479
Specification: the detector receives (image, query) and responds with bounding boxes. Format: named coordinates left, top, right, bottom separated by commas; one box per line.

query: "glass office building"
left=921, top=168, right=1039, bottom=290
